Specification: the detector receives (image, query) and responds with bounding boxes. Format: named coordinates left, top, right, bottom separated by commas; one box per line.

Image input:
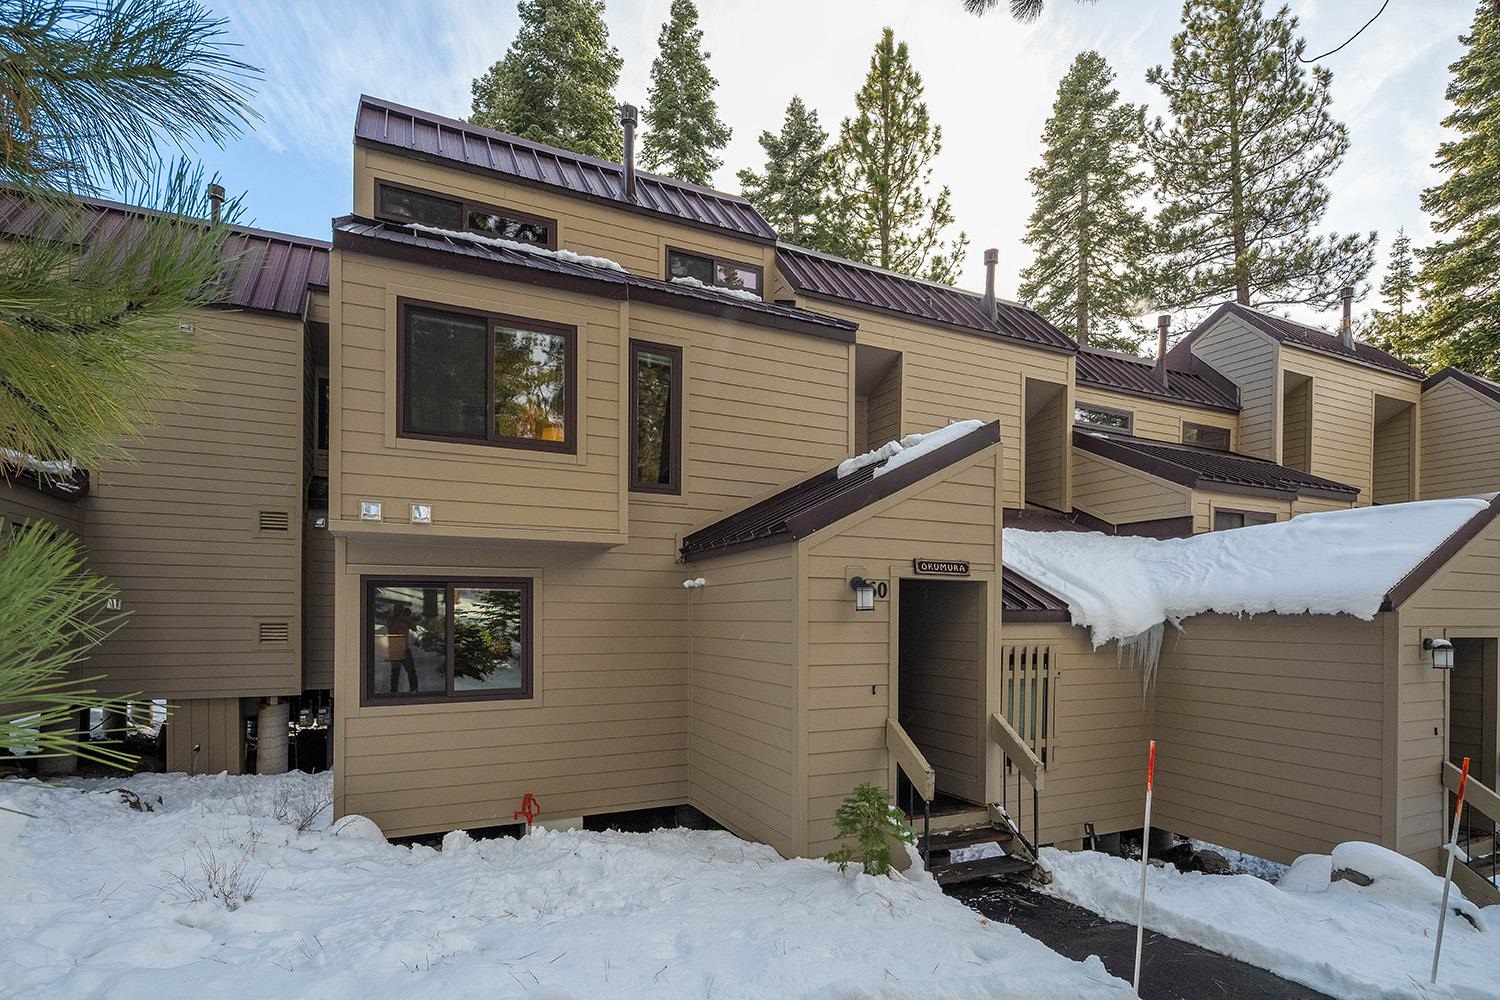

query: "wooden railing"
left=886, top=718, right=935, bottom=801
left=990, top=712, right=1045, bottom=791
left=1443, top=761, right=1500, bottom=906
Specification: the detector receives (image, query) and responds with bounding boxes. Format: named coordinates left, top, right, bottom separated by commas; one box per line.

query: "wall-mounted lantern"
left=1424, top=637, right=1455, bottom=670
left=849, top=576, right=876, bottom=613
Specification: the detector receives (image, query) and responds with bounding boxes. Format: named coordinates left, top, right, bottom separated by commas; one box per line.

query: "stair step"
left=929, top=854, right=1035, bottom=886
left=922, top=824, right=1015, bottom=853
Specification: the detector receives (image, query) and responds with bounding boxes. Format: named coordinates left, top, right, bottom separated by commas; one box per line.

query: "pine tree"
left=1416, top=0, right=1500, bottom=379
left=825, top=782, right=914, bottom=876
left=1146, top=0, right=1374, bottom=311
left=1018, top=51, right=1150, bottom=353
left=470, top=0, right=623, bottom=161
left=1364, top=230, right=1428, bottom=365
left=832, top=28, right=968, bottom=283
left=736, top=96, right=850, bottom=252
left=640, top=0, right=730, bottom=186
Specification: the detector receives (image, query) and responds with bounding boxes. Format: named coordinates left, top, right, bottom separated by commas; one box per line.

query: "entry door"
left=898, top=579, right=986, bottom=804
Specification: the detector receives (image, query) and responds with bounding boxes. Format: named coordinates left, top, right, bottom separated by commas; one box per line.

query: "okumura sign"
left=913, top=558, right=969, bottom=576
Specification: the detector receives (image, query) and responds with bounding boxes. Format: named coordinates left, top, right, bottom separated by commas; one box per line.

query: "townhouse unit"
left=3, top=95, right=1497, bottom=895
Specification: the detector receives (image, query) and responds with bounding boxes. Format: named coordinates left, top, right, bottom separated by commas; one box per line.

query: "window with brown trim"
left=398, top=300, right=576, bottom=453
left=629, top=340, right=682, bottom=494
left=666, top=247, right=762, bottom=296
left=376, top=181, right=556, bottom=249
left=1212, top=509, right=1277, bottom=532
left=363, top=577, right=533, bottom=703
left=1183, top=422, right=1230, bottom=451
left=1074, top=403, right=1133, bottom=433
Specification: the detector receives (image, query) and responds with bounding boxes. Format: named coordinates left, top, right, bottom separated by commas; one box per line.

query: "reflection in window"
left=403, top=308, right=489, bottom=440
left=376, top=186, right=464, bottom=230
left=494, top=326, right=569, bottom=443
left=469, top=210, right=551, bottom=246
left=365, top=579, right=532, bottom=701
left=1212, top=510, right=1276, bottom=532
left=666, top=248, right=762, bottom=295
left=630, top=342, right=681, bottom=493
left=376, top=183, right=558, bottom=248
left=1074, top=404, right=1133, bottom=433
left=1183, top=422, right=1231, bottom=451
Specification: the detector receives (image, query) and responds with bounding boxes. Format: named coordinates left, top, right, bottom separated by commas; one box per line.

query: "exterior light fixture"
left=359, top=500, right=382, bottom=522
left=849, top=576, right=876, bottom=613
left=1424, top=637, right=1455, bottom=670
left=410, top=503, right=432, bottom=524
left=312, top=515, right=328, bottom=529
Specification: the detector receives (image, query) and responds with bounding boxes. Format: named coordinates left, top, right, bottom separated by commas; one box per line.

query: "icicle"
left=1115, top=621, right=1166, bottom=692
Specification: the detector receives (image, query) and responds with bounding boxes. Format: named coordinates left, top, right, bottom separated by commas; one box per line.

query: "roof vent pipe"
left=207, top=182, right=225, bottom=225
left=620, top=104, right=638, bottom=203
left=1155, top=314, right=1171, bottom=388
left=1339, top=285, right=1355, bottom=349
left=981, top=248, right=998, bottom=322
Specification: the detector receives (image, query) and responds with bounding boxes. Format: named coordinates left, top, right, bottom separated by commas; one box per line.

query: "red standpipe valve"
left=514, top=793, right=541, bottom=828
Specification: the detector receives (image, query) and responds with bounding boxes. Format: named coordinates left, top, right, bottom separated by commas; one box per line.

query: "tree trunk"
left=1076, top=174, right=1091, bottom=346
left=1227, top=30, right=1250, bottom=305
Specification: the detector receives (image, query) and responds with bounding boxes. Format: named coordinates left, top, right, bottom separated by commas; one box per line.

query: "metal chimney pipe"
left=620, top=104, right=638, bottom=202
left=1155, top=314, right=1171, bottom=388
left=207, top=183, right=225, bottom=224
left=981, top=248, right=999, bottom=322
left=1339, top=285, right=1355, bottom=349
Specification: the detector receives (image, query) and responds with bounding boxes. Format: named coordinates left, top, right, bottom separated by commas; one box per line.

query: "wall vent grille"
left=258, top=511, right=290, bottom=531
left=258, top=622, right=290, bottom=643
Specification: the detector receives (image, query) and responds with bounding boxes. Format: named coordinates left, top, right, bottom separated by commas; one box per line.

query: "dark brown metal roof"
left=1423, top=366, right=1500, bottom=405
left=1, top=463, right=89, bottom=501
left=1074, top=428, right=1359, bottom=501
left=334, top=217, right=856, bottom=343
left=1001, top=569, right=1071, bottom=622
left=355, top=95, right=776, bottom=243
left=1185, top=302, right=1425, bottom=380
left=0, top=190, right=328, bottom=317
left=776, top=244, right=1078, bottom=354
left=1075, top=345, right=1239, bottom=412
left=1382, top=494, right=1500, bottom=610
left=681, top=421, right=1002, bottom=561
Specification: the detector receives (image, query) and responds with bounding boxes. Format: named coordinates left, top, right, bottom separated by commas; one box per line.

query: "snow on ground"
left=837, top=419, right=987, bottom=480
left=1042, top=843, right=1500, bottom=1000
left=0, top=772, right=1133, bottom=999
left=1186, top=837, right=1289, bottom=882
left=1005, top=496, right=1494, bottom=646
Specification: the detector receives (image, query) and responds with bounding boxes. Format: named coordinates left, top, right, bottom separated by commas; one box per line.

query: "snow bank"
left=668, top=274, right=763, bottom=302
left=1005, top=497, right=1493, bottom=646
left=838, top=420, right=987, bottom=480
left=407, top=223, right=627, bottom=272
left=0, top=771, right=1133, bottom=999
left=1043, top=843, right=1498, bottom=1000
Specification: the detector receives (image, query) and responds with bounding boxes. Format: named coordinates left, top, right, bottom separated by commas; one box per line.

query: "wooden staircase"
left=909, top=806, right=1051, bottom=887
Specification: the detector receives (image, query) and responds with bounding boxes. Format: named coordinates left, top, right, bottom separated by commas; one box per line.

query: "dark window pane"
left=494, top=326, right=568, bottom=443
left=368, top=584, right=448, bottom=697
left=1213, top=510, right=1246, bottom=532
left=452, top=586, right=527, bottom=692
left=316, top=377, right=329, bottom=450
left=1183, top=422, right=1231, bottom=450
left=715, top=262, right=760, bottom=293
left=468, top=210, right=551, bottom=246
left=378, top=187, right=464, bottom=230
left=667, top=250, right=714, bottom=284
left=1074, top=405, right=1132, bottom=431
left=404, top=309, right=489, bottom=438
left=634, top=348, right=676, bottom=487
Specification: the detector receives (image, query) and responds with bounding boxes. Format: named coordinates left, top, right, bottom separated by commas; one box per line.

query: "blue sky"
left=167, top=0, right=1475, bottom=320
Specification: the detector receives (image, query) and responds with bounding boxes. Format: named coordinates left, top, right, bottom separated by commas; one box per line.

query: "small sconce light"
left=313, top=515, right=328, bottom=529
left=410, top=503, right=432, bottom=524
left=849, top=576, right=876, bottom=613
left=359, top=500, right=382, bottom=522
left=1424, top=637, right=1455, bottom=670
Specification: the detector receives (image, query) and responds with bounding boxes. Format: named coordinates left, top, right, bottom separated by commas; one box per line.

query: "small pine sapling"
left=825, top=782, right=914, bottom=876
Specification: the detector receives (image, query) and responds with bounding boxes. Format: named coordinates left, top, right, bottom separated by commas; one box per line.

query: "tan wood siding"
left=801, top=449, right=1001, bottom=856
left=1420, top=379, right=1500, bottom=499
left=1373, top=405, right=1415, bottom=504
left=1190, top=318, right=1278, bottom=460
left=1073, top=386, right=1236, bottom=448
left=868, top=360, right=902, bottom=448
left=899, top=579, right=984, bottom=803
left=1071, top=449, right=1190, bottom=526
left=357, top=147, right=776, bottom=282
left=0, top=482, right=83, bottom=536
left=1190, top=492, right=1295, bottom=533
left=686, top=546, right=800, bottom=856
left=1150, top=613, right=1389, bottom=864
left=80, top=308, right=303, bottom=700
left=303, top=515, right=335, bottom=690
left=164, top=697, right=244, bottom=774
left=1282, top=377, right=1311, bottom=472
left=1025, top=384, right=1068, bottom=509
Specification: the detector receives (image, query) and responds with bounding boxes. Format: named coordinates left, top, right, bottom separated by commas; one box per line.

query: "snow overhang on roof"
left=681, top=420, right=1000, bottom=561
left=1003, top=495, right=1500, bottom=648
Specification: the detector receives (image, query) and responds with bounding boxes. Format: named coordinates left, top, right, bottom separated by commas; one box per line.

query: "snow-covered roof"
left=1004, top=496, right=1500, bottom=647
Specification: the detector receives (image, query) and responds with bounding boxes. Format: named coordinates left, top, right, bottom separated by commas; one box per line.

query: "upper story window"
left=1074, top=403, right=1133, bottom=433
left=1182, top=422, right=1230, bottom=451
left=399, top=301, right=575, bottom=454
left=630, top=341, right=682, bottom=494
left=666, top=247, right=762, bottom=296
left=376, top=182, right=556, bottom=249
left=364, top=577, right=533, bottom=703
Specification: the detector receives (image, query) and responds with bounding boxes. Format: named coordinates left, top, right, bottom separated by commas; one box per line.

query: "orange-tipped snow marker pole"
left=1133, top=740, right=1156, bottom=996
left=1431, top=756, right=1470, bottom=984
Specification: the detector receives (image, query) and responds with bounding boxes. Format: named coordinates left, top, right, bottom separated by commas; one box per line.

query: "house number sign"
left=913, top=558, right=969, bottom=576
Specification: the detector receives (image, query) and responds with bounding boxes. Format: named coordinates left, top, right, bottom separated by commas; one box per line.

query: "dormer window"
left=1074, top=403, right=1133, bottom=433
left=376, top=182, right=556, bottom=249
left=666, top=247, right=762, bottom=296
